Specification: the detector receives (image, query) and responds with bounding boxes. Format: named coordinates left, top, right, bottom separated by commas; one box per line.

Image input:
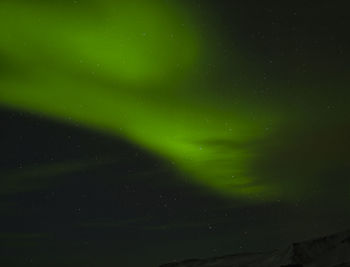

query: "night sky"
left=0, top=1, right=349, bottom=266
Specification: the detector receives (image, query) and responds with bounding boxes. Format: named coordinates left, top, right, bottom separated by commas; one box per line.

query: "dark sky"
left=0, top=1, right=349, bottom=267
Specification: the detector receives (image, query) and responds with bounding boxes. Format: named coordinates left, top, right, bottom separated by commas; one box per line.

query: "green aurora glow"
left=0, top=0, right=348, bottom=202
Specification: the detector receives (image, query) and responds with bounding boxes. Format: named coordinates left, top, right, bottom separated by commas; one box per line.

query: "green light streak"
left=0, top=0, right=283, bottom=201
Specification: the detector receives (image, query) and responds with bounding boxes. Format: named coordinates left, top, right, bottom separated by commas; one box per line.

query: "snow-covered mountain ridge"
left=160, top=230, right=350, bottom=267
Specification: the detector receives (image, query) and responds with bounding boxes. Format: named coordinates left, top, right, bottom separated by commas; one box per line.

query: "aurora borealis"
left=0, top=0, right=349, bottom=266
left=1, top=0, right=279, bottom=200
